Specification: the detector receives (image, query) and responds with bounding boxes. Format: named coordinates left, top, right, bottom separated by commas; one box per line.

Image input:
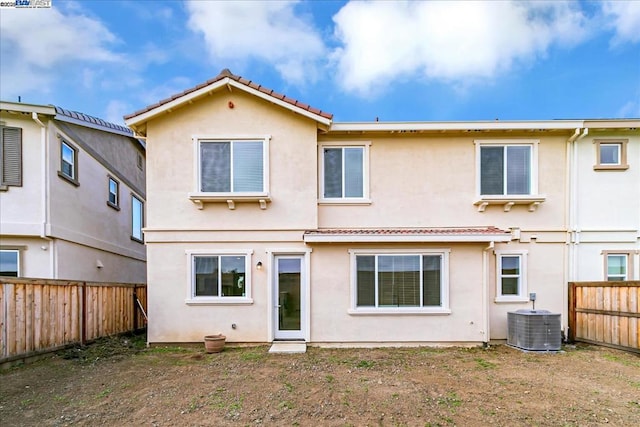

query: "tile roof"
left=124, top=68, right=333, bottom=121
left=55, top=106, right=134, bottom=136
left=304, top=227, right=509, bottom=236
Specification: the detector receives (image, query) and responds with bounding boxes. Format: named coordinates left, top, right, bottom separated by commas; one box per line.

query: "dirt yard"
left=1, top=333, right=639, bottom=427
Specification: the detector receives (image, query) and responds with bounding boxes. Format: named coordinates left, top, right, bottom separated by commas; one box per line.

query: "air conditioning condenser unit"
left=507, top=309, right=561, bottom=351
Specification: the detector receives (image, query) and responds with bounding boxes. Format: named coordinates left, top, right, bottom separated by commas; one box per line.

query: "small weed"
left=356, top=359, right=374, bottom=369
left=240, top=349, right=265, bottom=361
left=437, top=392, right=462, bottom=412
left=325, top=374, right=335, bottom=383
left=20, top=398, right=34, bottom=407
left=474, top=358, right=496, bottom=369
left=284, top=382, right=293, bottom=392
left=97, top=388, right=111, bottom=398
left=278, top=400, right=294, bottom=410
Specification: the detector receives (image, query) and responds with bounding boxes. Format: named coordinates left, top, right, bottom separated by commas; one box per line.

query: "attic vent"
left=507, top=310, right=561, bottom=351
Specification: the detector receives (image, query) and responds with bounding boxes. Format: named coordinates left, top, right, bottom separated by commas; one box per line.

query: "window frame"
left=58, top=139, right=79, bottom=186
left=107, top=176, right=120, bottom=210
left=495, top=250, right=528, bottom=302
left=603, top=251, right=634, bottom=281
left=0, top=249, right=20, bottom=277
left=319, top=141, right=371, bottom=204
left=0, top=125, right=23, bottom=190
left=131, top=194, right=144, bottom=243
left=348, top=248, right=450, bottom=314
left=594, top=139, right=629, bottom=171
left=192, top=136, right=270, bottom=197
left=185, top=249, right=254, bottom=305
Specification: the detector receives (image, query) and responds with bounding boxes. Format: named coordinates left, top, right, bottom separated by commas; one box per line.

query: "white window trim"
left=319, top=141, right=371, bottom=204
left=0, top=249, right=20, bottom=277
left=189, top=136, right=271, bottom=209
left=131, top=194, right=144, bottom=243
left=494, top=249, right=529, bottom=303
left=348, top=248, right=451, bottom=315
left=605, top=253, right=629, bottom=281
left=185, top=249, right=254, bottom=305
left=107, top=176, right=120, bottom=209
left=474, top=139, right=545, bottom=212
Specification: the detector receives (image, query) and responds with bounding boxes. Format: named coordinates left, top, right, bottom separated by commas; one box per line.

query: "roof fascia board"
left=124, top=78, right=331, bottom=127
left=583, top=119, right=640, bottom=128
left=303, top=234, right=512, bottom=243
left=329, top=120, right=585, bottom=132
left=1, top=101, right=56, bottom=116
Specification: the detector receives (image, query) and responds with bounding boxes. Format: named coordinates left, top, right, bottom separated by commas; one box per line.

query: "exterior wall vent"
left=507, top=309, right=561, bottom=351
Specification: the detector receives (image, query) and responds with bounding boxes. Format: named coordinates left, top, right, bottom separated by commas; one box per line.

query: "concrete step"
left=268, top=341, right=307, bottom=353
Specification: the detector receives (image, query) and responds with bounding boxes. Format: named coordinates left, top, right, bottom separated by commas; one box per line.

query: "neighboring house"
left=1, top=101, right=146, bottom=283
left=124, top=69, right=639, bottom=347
left=569, top=123, right=640, bottom=283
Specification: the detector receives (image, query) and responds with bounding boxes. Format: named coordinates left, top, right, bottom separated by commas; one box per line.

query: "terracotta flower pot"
left=204, top=334, right=226, bottom=353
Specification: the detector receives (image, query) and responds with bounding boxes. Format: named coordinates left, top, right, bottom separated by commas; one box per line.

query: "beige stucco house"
left=125, top=70, right=639, bottom=347
left=1, top=101, right=146, bottom=283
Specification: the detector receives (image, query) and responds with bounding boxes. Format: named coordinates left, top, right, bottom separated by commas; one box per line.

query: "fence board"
left=1, top=278, right=146, bottom=364
left=569, top=281, right=640, bottom=354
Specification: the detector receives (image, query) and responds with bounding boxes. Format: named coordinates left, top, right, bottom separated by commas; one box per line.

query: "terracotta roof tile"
left=304, top=227, right=509, bottom=236
left=124, top=69, right=333, bottom=121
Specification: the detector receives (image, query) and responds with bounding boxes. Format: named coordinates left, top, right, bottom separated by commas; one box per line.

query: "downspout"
left=565, top=127, right=588, bottom=339
left=32, top=112, right=55, bottom=278
left=482, top=241, right=494, bottom=346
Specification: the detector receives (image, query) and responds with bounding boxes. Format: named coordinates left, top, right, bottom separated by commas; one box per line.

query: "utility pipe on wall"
left=481, top=241, right=495, bottom=345
left=32, top=112, right=56, bottom=278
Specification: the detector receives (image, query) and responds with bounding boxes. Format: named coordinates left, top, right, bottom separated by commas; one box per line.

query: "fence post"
left=567, top=282, right=576, bottom=343
left=81, top=282, right=87, bottom=346
left=133, top=288, right=138, bottom=331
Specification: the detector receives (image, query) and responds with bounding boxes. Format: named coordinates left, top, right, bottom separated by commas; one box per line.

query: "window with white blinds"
left=199, top=140, right=265, bottom=194
left=480, top=145, right=531, bottom=195
left=353, top=251, right=448, bottom=311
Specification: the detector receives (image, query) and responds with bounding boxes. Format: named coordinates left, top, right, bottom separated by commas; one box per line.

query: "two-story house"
left=1, top=101, right=146, bottom=283
left=124, top=70, right=638, bottom=348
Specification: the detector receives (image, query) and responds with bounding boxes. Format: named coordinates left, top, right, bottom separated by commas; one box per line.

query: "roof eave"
left=124, top=77, right=332, bottom=129
left=0, top=101, right=57, bottom=116
left=329, top=120, right=586, bottom=133
left=303, top=234, right=512, bottom=243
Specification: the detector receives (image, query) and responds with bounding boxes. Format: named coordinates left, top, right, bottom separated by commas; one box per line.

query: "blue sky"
left=1, top=0, right=639, bottom=125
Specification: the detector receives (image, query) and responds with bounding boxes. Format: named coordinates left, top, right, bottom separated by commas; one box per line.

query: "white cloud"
left=185, top=0, right=326, bottom=85
left=601, top=1, right=640, bottom=44
left=331, top=1, right=589, bottom=96
left=0, top=6, right=120, bottom=100
left=105, top=99, right=131, bottom=125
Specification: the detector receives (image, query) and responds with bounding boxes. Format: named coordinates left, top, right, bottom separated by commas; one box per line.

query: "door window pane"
left=278, top=258, right=301, bottom=330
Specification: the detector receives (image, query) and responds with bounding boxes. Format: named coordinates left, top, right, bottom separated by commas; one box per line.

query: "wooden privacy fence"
left=568, top=281, right=640, bottom=353
left=0, top=278, right=147, bottom=364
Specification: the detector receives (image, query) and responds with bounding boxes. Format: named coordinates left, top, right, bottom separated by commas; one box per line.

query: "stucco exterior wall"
left=55, top=239, right=146, bottom=283
left=0, top=111, right=45, bottom=235
left=144, top=90, right=319, bottom=232
left=0, top=236, right=52, bottom=278
left=318, top=132, right=569, bottom=232
left=571, top=130, right=640, bottom=281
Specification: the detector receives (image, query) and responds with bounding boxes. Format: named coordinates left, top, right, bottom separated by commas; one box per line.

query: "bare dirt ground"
left=1, top=333, right=639, bottom=427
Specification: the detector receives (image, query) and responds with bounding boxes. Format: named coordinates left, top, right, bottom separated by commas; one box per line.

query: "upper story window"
left=199, top=139, right=267, bottom=194
left=131, top=194, right=144, bottom=243
left=319, top=142, right=370, bottom=203
left=185, top=249, right=254, bottom=305
left=349, top=249, right=450, bottom=314
left=495, top=250, right=528, bottom=302
left=0, top=126, right=22, bottom=190
left=58, top=139, right=79, bottom=186
left=474, top=140, right=543, bottom=212
left=594, top=139, right=628, bottom=171
left=0, top=249, right=19, bottom=277
left=480, top=145, right=531, bottom=195
left=107, top=176, right=120, bottom=210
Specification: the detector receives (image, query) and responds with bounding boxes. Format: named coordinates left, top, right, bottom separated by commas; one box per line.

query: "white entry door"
left=274, top=255, right=306, bottom=340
